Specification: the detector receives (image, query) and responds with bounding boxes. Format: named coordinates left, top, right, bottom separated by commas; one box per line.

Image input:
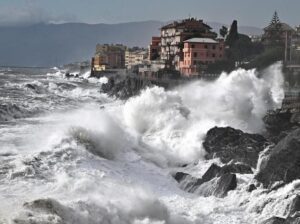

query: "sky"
left=0, top=0, right=299, bottom=28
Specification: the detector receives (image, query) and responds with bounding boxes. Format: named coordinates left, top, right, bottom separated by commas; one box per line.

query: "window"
left=191, top=44, right=195, bottom=48
left=204, top=45, right=208, bottom=49
left=193, top=60, right=197, bottom=65
left=193, top=52, right=198, bottom=57
left=212, top=54, right=215, bottom=58
left=212, top=45, right=216, bottom=50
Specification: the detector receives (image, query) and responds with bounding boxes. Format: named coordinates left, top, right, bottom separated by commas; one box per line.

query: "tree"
left=219, top=26, right=228, bottom=38
left=225, top=20, right=239, bottom=47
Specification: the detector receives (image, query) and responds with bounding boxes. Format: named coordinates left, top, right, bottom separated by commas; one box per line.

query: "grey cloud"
left=0, top=3, right=77, bottom=26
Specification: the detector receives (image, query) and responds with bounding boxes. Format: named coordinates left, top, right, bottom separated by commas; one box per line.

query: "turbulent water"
left=0, top=63, right=296, bottom=224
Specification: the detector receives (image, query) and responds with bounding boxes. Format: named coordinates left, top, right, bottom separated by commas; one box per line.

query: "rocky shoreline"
left=99, top=75, right=300, bottom=223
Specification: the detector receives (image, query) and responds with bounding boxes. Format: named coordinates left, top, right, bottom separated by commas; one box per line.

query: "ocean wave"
left=0, top=103, right=40, bottom=122
left=122, top=63, right=284, bottom=166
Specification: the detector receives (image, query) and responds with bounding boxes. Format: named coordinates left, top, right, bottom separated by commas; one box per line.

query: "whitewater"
left=0, top=63, right=297, bottom=224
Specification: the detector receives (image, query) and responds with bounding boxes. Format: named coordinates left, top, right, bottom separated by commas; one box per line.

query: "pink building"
left=179, top=38, right=225, bottom=76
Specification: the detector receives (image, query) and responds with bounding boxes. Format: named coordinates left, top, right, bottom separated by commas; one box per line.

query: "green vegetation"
left=206, top=60, right=235, bottom=74
left=207, top=19, right=284, bottom=74
left=242, top=46, right=284, bottom=70
left=219, top=26, right=228, bottom=38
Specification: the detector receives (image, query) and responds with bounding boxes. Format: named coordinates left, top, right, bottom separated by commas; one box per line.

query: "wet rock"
left=203, top=126, right=270, bottom=167
left=264, top=110, right=300, bottom=143
left=25, top=83, right=36, bottom=90
left=194, top=173, right=237, bottom=198
left=288, top=195, right=300, bottom=217
left=173, top=166, right=237, bottom=198
left=260, top=217, right=286, bottom=224
left=246, top=184, right=257, bottom=192
left=173, top=172, right=189, bottom=182
left=201, top=163, right=221, bottom=182
left=173, top=172, right=204, bottom=193
left=255, top=128, right=300, bottom=188
left=101, top=76, right=151, bottom=100
left=220, top=163, right=253, bottom=175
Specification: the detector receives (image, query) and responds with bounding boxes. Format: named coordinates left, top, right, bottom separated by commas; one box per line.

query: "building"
left=92, top=44, right=126, bottom=72
left=179, top=38, right=225, bottom=77
left=149, top=36, right=161, bottom=61
left=160, top=18, right=217, bottom=69
left=125, top=49, right=148, bottom=69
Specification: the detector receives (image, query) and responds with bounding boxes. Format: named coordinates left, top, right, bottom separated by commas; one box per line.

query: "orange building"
left=179, top=38, right=225, bottom=77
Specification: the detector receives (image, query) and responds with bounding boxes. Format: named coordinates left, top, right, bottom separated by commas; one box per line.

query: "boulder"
left=201, top=163, right=221, bottom=182
left=246, top=184, right=257, bottom=192
left=260, top=217, right=286, bottom=224
left=173, top=172, right=189, bottom=182
left=203, top=127, right=269, bottom=167
left=173, top=172, right=204, bottom=193
left=220, top=163, right=253, bottom=175
left=255, top=128, right=300, bottom=188
left=287, top=195, right=300, bottom=217
left=263, top=110, right=300, bottom=143
left=173, top=163, right=241, bottom=197
left=194, top=173, right=237, bottom=198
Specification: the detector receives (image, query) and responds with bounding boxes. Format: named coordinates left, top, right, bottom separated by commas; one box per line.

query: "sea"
left=0, top=63, right=297, bottom=224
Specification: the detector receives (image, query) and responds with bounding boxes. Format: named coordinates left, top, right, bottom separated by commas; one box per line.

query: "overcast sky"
left=0, top=0, right=299, bottom=27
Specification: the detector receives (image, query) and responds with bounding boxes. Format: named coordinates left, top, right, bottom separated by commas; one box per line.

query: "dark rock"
left=288, top=195, right=300, bottom=217
left=65, top=72, right=71, bottom=78
left=286, top=216, right=300, bottom=224
left=195, top=173, right=237, bottom=198
left=25, top=84, right=36, bottom=90
left=260, top=217, right=286, bottom=224
left=203, top=127, right=269, bottom=167
left=263, top=110, right=300, bottom=143
left=173, top=172, right=189, bottom=182
left=255, top=128, right=300, bottom=188
left=201, top=163, right=221, bottom=182
left=174, top=162, right=251, bottom=197
left=173, top=170, right=237, bottom=198
left=220, top=163, right=253, bottom=175
left=173, top=172, right=204, bottom=193
left=246, top=184, right=257, bottom=192
left=101, top=76, right=148, bottom=99
left=100, top=75, right=174, bottom=100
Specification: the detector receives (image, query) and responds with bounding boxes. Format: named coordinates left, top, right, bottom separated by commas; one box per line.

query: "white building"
left=125, top=50, right=148, bottom=69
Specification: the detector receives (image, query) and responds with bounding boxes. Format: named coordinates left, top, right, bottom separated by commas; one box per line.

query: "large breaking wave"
left=0, top=63, right=290, bottom=224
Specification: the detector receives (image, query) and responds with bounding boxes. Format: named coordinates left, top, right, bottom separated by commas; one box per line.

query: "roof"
left=183, top=38, right=218, bottom=44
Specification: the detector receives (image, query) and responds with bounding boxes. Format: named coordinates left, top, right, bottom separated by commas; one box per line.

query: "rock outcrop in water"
left=100, top=75, right=184, bottom=100
left=255, top=128, right=300, bottom=188
left=263, top=110, right=300, bottom=143
left=173, top=163, right=247, bottom=197
left=101, top=76, right=155, bottom=100
left=203, top=127, right=269, bottom=168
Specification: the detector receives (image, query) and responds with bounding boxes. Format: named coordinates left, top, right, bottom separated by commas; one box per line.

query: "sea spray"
left=122, top=62, right=284, bottom=165
left=0, top=64, right=288, bottom=224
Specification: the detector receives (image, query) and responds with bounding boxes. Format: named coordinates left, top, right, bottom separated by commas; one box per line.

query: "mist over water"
left=0, top=63, right=287, bottom=223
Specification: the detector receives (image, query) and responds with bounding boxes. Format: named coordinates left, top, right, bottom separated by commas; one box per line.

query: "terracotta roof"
left=183, top=38, right=218, bottom=44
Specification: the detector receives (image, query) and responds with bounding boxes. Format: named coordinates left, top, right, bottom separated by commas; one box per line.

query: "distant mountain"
left=0, top=21, right=163, bottom=67
left=0, top=20, right=262, bottom=67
